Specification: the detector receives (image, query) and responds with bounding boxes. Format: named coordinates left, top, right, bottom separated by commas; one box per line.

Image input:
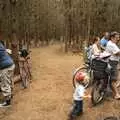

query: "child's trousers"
left=70, top=100, right=83, bottom=117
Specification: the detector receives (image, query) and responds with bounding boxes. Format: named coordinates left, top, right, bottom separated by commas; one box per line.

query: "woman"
left=92, top=36, right=101, bottom=56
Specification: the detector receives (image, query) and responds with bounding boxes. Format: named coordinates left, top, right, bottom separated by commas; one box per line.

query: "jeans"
left=70, top=100, right=83, bottom=117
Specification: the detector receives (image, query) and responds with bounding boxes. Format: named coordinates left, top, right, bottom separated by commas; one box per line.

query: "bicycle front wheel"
left=91, top=81, right=105, bottom=106
left=72, top=67, right=90, bottom=88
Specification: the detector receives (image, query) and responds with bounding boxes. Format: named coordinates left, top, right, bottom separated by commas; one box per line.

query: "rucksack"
left=85, top=45, right=93, bottom=61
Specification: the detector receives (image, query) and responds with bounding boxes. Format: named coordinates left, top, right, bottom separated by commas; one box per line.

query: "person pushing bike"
left=105, top=31, right=120, bottom=99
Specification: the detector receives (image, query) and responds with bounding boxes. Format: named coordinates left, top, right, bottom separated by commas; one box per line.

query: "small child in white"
left=68, top=72, right=91, bottom=120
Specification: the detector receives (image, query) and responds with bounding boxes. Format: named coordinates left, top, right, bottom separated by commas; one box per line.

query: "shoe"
left=114, top=94, right=120, bottom=100
left=68, top=113, right=76, bottom=120
left=0, top=99, right=11, bottom=108
left=67, top=116, right=76, bottom=120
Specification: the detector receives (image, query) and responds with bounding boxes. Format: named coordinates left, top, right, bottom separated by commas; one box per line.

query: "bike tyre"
left=72, top=67, right=90, bottom=88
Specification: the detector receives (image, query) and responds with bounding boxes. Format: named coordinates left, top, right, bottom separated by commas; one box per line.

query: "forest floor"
left=0, top=44, right=120, bottom=120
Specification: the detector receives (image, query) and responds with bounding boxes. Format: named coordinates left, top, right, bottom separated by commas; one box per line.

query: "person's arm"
left=100, top=45, right=106, bottom=51
left=115, top=52, right=120, bottom=56
left=83, top=95, right=91, bottom=98
left=93, top=44, right=101, bottom=55
left=83, top=91, right=91, bottom=98
left=112, top=44, right=120, bottom=56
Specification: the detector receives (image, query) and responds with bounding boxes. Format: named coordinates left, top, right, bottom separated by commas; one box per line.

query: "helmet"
left=75, top=72, right=86, bottom=81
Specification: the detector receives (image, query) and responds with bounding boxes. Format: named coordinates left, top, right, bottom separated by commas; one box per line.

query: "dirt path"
left=0, top=45, right=120, bottom=120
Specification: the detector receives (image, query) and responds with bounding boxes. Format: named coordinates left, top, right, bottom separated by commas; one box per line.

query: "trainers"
left=0, top=99, right=11, bottom=108
left=114, top=94, right=120, bottom=100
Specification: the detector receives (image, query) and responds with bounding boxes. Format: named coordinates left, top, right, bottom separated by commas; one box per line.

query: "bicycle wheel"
left=72, top=67, right=90, bottom=88
left=91, top=80, right=105, bottom=106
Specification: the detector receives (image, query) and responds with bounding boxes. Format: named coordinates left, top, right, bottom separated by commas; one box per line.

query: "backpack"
left=85, top=45, right=93, bottom=62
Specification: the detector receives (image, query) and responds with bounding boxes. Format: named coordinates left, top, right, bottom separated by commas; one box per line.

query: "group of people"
left=91, top=31, right=120, bottom=99
left=68, top=31, right=120, bottom=120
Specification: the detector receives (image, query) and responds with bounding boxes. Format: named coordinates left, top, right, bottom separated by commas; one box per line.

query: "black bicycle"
left=91, top=58, right=113, bottom=106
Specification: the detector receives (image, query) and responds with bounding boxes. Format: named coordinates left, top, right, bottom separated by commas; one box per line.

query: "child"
left=68, top=72, right=91, bottom=120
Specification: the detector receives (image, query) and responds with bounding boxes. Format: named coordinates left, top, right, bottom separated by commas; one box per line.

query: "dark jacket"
left=0, top=42, right=14, bottom=69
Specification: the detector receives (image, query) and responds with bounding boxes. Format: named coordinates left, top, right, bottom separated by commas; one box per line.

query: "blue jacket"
left=100, top=37, right=108, bottom=47
left=0, top=42, right=14, bottom=69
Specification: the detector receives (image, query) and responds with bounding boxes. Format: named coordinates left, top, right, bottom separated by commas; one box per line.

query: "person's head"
left=103, top=32, right=110, bottom=40
left=93, top=36, right=100, bottom=45
left=110, top=32, right=120, bottom=43
left=75, top=72, right=89, bottom=86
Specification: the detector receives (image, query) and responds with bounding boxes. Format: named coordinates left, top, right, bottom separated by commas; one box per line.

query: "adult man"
left=105, top=32, right=120, bottom=99
left=100, top=32, right=110, bottom=50
left=0, top=41, right=15, bottom=107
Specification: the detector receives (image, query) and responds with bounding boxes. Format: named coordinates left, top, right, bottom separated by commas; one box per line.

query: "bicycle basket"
left=92, top=58, right=107, bottom=71
left=92, top=58, right=108, bottom=80
left=93, top=70, right=107, bottom=80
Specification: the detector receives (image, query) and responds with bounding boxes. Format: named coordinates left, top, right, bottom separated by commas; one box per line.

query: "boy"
left=68, top=72, right=91, bottom=120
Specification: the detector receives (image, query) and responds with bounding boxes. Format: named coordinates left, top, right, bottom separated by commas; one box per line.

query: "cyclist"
left=100, top=32, right=110, bottom=50
left=105, top=31, right=120, bottom=99
left=0, top=40, right=15, bottom=107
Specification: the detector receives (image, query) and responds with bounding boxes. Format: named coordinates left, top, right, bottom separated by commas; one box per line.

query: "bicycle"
left=91, top=57, right=113, bottom=106
left=18, top=50, right=32, bottom=89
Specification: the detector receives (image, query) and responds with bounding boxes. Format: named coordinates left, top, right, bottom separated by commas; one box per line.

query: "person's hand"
left=87, top=95, right=91, bottom=98
left=83, top=95, right=91, bottom=98
left=6, top=49, right=12, bottom=54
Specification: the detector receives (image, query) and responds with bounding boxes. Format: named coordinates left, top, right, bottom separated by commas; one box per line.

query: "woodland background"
left=0, top=0, right=120, bottom=52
